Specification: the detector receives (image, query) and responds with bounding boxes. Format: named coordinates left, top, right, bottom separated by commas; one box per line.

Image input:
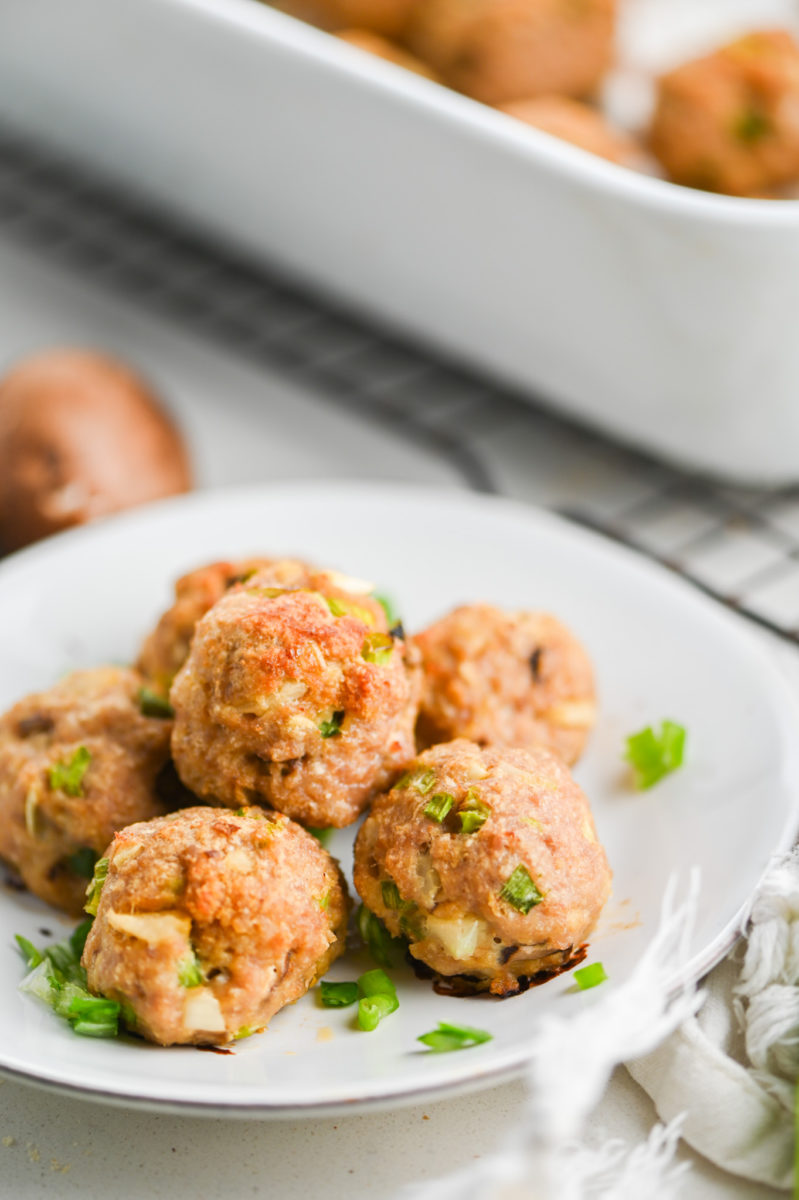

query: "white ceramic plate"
left=1, top=482, right=797, bottom=1116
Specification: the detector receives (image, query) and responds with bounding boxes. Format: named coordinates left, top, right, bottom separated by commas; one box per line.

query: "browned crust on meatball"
left=408, top=0, right=617, bottom=106
left=170, top=582, right=420, bottom=827
left=137, top=557, right=295, bottom=695
left=413, top=604, right=596, bottom=765
left=650, top=30, right=799, bottom=196
left=499, top=95, right=639, bottom=165
left=82, top=806, right=349, bottom=1045
left=0, top=667, right=173, bottom=914
left=354, top=739, right=611, bottom=994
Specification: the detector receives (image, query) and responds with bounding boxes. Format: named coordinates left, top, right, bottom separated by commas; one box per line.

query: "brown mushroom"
left=0, top=349, right=192, bottom=551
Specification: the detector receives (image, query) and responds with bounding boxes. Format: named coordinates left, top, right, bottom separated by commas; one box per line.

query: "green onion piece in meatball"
left=84, top=857, right=109, bottom=916
left=424, top=793, right=454, bottom=822
left=458, top=789, right=490, bottom=834
left=48, top=746, right=92, bottom=797
left=499, top=865, right=544, bottom=914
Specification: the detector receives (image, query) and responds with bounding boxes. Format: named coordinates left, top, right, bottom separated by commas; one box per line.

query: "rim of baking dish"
left=176, top=0, right=799, bottom=229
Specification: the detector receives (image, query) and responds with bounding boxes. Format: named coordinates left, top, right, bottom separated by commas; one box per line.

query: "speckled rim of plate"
left=0, top=481, right=797, bottom=1118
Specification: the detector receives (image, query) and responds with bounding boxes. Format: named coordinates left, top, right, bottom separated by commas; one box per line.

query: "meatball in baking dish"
left=408, top=0, right=617, bottom=107
left=354, top=740, right=611, bottom=996
left=275, top=0, right=418, bottom=39
left=650, top=30, right=799, bottom=197
left=170, top=574, right=420, bottom=827
left=0, top=667, right=173, bottom=914
left=337, top=29, right=441, bottom=80
left=499, top=95, right=640, bottom=166
left=82, top=806, right=349, bottom=1046
left=413, top=604, right=596, bottom=766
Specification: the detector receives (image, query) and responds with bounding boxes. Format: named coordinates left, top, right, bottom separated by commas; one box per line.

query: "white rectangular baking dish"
left=1, top=0, right=798, bottom=483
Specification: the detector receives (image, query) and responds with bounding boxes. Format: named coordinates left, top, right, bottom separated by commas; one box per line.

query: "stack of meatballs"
left=271, top=0, right=799, bottom=199
left=0, top=554, right=611, bottom=1046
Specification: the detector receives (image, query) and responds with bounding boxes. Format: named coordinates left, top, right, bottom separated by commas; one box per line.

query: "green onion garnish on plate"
left=625, top=720, right=686, bottom=789
left=320, top=981, right=359, bottom=1008
left=15, top=920, right=120, bottom=1039
left=499, top=865, right=544, bottom=914
left=573, top=962, right=608, bottom=991
left=417, top=1022, right=492, bottom=1053
left=356, top=969, right=398, bottom=1032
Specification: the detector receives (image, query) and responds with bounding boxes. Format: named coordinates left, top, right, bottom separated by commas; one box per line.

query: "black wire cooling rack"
left=2, top=124, right=799, bottom=643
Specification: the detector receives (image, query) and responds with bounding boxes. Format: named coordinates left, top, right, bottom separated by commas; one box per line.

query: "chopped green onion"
left=573, top=962, right=608, bottom=991
left=458, top=789, right=491, bottom=834
left=320, top=981, right=359, bottom=1008
left=381, top=880, right=402, bottom=909
left=374, top=594, right=398, bottom=626
left=499, top=864, right=544, bottom=914
left=84, top=857, right=110, bottom=916
left=67, top=847, right=97, bottom=879
left=319, top=711, right=345, bottom=739
left=15, top=935, right=43, bottom=970
left=423, top=792, right=454, bottom=823
left=417, top=1022, right=492, bottom=1053
left=48, top=746, right=91, bottom=797
left=624, top=720, right=686, bottom=790
left=69, top=918, right=93, bottom=959
left=326, top=597, right=375, bottom=626
left=137, top=687, right=175, bottom=719
left=356, top=904, right=407, bottom=968
left=356, top=970, right=398, bottom=1032
left=357, top=969, right=397, bottom=1000
left=358, top=993, right=398, bottom=1032
left=398, top=767, right=436, bottom=795
left=362, top=632, right=394, bottom=666
left=735, top=108, right=770, bottom=143
left=177, top=951, right=204, bottom=988
left=307, top=827, right=333, bottom=848
left=234, top=1025, right=257, bottom=1040
left=16, top=921, right=120, bottom=1039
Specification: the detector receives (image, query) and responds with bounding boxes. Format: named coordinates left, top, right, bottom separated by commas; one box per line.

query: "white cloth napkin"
left=628, top=850, right=799, bottom=1192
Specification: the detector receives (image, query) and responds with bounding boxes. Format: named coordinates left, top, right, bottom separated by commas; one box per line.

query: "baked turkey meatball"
left=170, top=575, right=420, bottom=827
left=408, top=0, right=617, bottom=106
left=337, top=29, right=441, bottom=80
left=0, top=667, right=173, bottom=914
left=138, top=557, right=305, bottom=696
left=414, top=604, right=596, bottom=765
left=275, top=0, right=418, bottom=39
left=82, top=806, right=349, bottom=1045
left=354, top=740, right=611, bottom=995
left=499, top=95, right=639, bottom=165
left=650, top=30, right=799, bottom=196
